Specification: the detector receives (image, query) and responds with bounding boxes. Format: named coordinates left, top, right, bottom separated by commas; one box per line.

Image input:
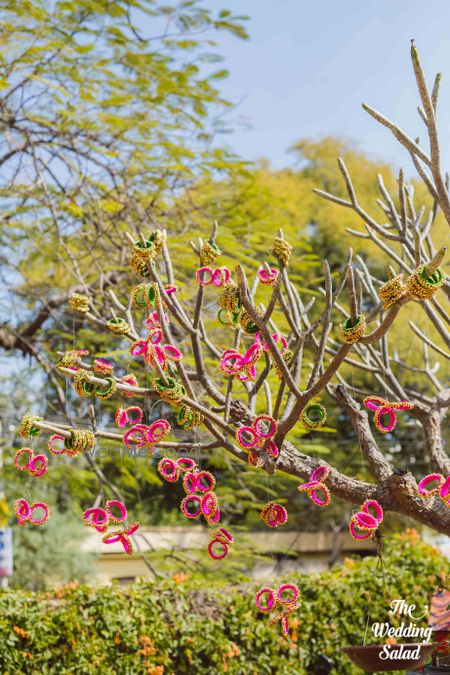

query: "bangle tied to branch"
left=297, top=465, right=331, bottom=507
left=418, top=473, right=450, bottom=506
left=258, top=267, right=279, bottom=285
left=64, top=428, right=95, bottom=457
left=19, top=413, right=43, bottom=439
left=406, top=264, right=444, bottom=300
left=106, top=317, right=130, bottom=335
left=272, top=237, right=292, bottom=267
left=379, top=274, right=407, bottom=309
left=199, top=240, right=221, bottom=266
left=363, top=396, right=413, bottom=433
left=342, top=314, right=366, bottom=344
left=349, top=499, right=383, bottom=541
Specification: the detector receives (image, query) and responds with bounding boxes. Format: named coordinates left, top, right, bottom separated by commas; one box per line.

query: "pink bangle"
left=349, top=519, right=372, bottom=540
left=208, top=528, right=234, bottom=560
left=180, top=495, right=202, bottom=519
left=148, top=419, right=170, bottom=444
left=29, top=454, right=48, bottom=478
left=363, top=396, right=414, bottom=433
left=212, top=266, right=231, bottom=287
left=176, top=457, right=197, bottom=472
left=261, top=502, right=288, bottom=528
left=418, top=473, right=444, bottom=497
left=236, top=426, right=259, bottom=449
left=130, top=340, right=148, bottom=357
left=123, top=424, right=149, bottom=448
left=163, top=345, right=182, bottom=361
left=266, top=440, right=279, bottom=459
left=148, top=328, right=163, bottom=345
left=29, top=502, right=50, bottom=525
left=106, top=499, right=127, bottom=524
left=440, top=476, right=450, bottom=505
left=121, top=374, right=139, bottom=397
left=254, top=415, right=277, bottom=438
left=48, top=434, right=66, bottom=455
left=349, top=499, right=383, bottom=541
left=93, top=359, right=113, bottom=375
left=165, top=284, right=178, bottom=295
left=220, top=350, right=244, bottom=375
left=83, top=507, right=109, bottom=532
left=158, top=458, right=179, bottom=482
left=298, top=465, right=331, bottom=507
left=115, top=406, right=143, bottom=428
left=205, top=507, right=220, bottom=524
left=277, top=583, right=299, bottom=605
left=102, top=522, right=139, bottom=556
left=115, top=408, right=128, bottom=428
left=255, top=588, right=275, bottom=612
left=243, top=343, right=263, bottom=367
left=258, top=267, right=279, bottom=285
left=196, top=266, right=214, bottom=285
left=14, top=447, right=32, bottom=471
left=201, top=491, right=218, bottom=516
left=145, top=345, right=166, bottom=370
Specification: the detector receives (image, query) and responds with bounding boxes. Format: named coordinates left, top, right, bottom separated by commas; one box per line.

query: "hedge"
left=0, top=530, right=448, bottom=674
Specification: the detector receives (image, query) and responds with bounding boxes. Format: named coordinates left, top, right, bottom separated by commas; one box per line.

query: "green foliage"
left=0, top=532, right=446, bottom=673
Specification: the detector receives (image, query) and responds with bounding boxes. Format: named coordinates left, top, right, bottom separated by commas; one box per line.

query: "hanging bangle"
left=260, top=502, right=288, bottom=528
left=199, top=240, right=221, bottom=266
left=236, top=426, right=259, bottom=449
left=158, top=458, right=179, bottom=482
left=300, top=404, right=327, bottom=430
left=254, top=415, right=277, bottom=438
left=14, top=447, right=33, bottom=472
left=69, top=293, right=89, bottom=313
left=95, top=376, right=117, bottom=400
left=147, top=419, right=171, bottom=444
left=19, top=413, right=43, bottom=438
left=418, top=473, right=444, bottom=498
left=48, top=434, right=66, bottom=455
left=406, top=263, right=444, bottom=301
left=379, top=274, right=407, bottom=309
left=180, top=495, right=203, bottom=519
left=342, top=314, right=366, bottom=344
left=107, top=318, right=130, bottom=335
left=73, top=369, right=96, bottom=398
left=196, top=267, right=214, bottom=285
left=272, top=237, right=292, bottom=267
left=93, top=359, right=114, bottom=376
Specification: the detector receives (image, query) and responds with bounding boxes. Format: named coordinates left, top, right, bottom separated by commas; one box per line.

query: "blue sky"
left=206, top=0, right=450, bottom=173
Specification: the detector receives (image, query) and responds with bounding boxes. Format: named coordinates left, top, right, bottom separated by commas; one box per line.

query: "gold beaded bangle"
left=273, top=349, right=294, bottom=379
left=379, top=274, right=407, bottom=309
left=131, top=283, right=161, bottom=309
left=149, top=229, right=167, bottom=254
left=220, top=283, right=241, bottom=314
left=69, top=293, right=89, bottom=313
left=239, top=308, right=261, bottom=335
left=406, top=264, right=444, bottom=301
left=272, top=237, right=292, bottom=267
left=73, top=369, right=96, bottom=398
left=130, top=253, right=151, bottom=278
left=95, top=376, right=117, bottom=400
left=300, top=403, right=327, bottom=430
left=64, top=428, right=95, bottom=457
left=199, top=240, right=221, bottom=266
left=342, top=314, right=366, bottom=344
left=153, top=376, right=186, bottom=405
left=107, top=318, right=130, bottom=335
left=177, top=405, right=204, bottom=430
left=19, top=413, right=43, bottom=438
left=56, top=350, right=86, bottom=370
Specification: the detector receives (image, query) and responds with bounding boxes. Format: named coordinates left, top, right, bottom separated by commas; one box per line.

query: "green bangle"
left=418, top=265, right=443, bottom=287
left=106, top=318, right=130, bottom=335
left=95, top=376, right=117, bottom=400
left=300, top=403, right=327, bottom=430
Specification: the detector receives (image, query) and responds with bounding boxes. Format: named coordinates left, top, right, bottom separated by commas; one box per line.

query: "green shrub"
left=0, top=531, right=447, bottom=674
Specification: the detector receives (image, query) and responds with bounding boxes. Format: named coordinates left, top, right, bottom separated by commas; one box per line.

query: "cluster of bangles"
left=255, top=583, right=300, bottom=637
left=236, top=415, right=279, bottom=464
left=260, top=502, right=288, bottom=528
left=349, top=500, right=384, bottom=541
left=418, top=474, right=450, bottom=506
left=130, top=329, right=182, bottom=371
left=158, top=457, right=223, bottom=534
left=297, top=466, right=331, bottom=507
left=82, top=499, right=139, bottom=555
left=363, top=396, right=414, bottom=433
left=122, top=418, right=171, bottom=453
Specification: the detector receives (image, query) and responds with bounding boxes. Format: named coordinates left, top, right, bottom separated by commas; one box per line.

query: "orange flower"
left=172, top=572, right=189, bottom=584
left=148, top=667, right=164, bottom=675
left=13, top=626, right=28, bottom=639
